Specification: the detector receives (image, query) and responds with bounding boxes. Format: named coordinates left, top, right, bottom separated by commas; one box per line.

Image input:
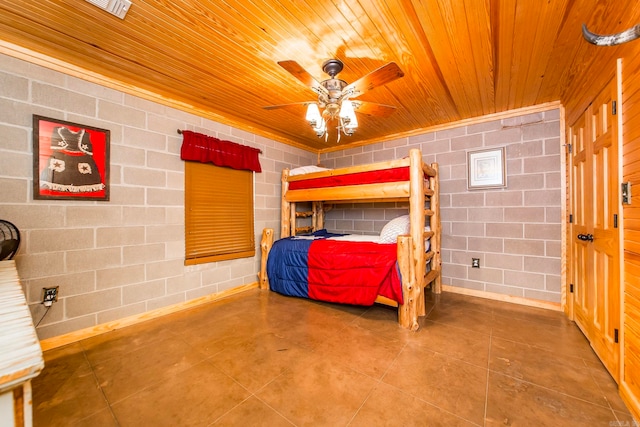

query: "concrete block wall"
left=0, top=53, right=315, bottom=339
left=320, top=110, right=562, bottom=303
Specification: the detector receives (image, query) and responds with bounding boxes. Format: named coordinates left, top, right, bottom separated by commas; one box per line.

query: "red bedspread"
left=306, top=240, right=403, bottom=305
left=288, top=167, right=410, bottom=190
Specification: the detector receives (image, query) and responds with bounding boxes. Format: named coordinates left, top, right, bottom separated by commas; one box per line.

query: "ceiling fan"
left=263, top=59, right=404, bottom=142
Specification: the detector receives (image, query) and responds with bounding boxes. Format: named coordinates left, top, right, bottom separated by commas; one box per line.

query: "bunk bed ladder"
left=259, top=228, right=274, bottom=290
left=429, top=162, right=442, bottom=294
left=281, top=169, right=291, bottom=238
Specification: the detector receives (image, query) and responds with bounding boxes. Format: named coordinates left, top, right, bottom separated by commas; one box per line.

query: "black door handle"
left=577, top=233, right=594, bottom=242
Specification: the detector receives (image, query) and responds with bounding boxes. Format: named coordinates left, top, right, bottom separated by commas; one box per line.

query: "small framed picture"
left=467, top=147, right=506, bottom=189
left=33, top=115, right=110, bottom=201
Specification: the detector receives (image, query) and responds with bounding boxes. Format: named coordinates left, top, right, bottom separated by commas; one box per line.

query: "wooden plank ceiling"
left=0, top=0, right=637, bottom=152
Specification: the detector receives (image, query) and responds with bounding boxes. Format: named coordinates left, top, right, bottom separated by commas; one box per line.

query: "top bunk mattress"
left=283, top=150, right=436, bottom=203
left=288, top=166, right=411, bottom=190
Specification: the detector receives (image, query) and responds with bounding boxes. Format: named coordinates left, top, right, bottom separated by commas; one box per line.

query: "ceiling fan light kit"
left=305, top=99, right=358, bottom=141
left=265, top=58, right=404, bottom=143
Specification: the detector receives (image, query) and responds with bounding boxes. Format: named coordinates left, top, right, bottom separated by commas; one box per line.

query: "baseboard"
left=620, top=381, right=640, bottom=422
left=39, top=282, right=259, bottom=351
left=441, top=285, right=562, bottom=312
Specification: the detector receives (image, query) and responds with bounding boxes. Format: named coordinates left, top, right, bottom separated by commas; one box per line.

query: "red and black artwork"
left=33, top=115, right=110, bottom=201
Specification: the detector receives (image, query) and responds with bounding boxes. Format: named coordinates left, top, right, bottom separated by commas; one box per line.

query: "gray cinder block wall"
left=0, top=53, right=315, bottom=339
left=321, top=111, right=562, bottom=303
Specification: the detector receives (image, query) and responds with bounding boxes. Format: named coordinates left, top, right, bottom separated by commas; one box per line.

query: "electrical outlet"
left=472, top=258, right=480, bottom=268
left=42, top=287, right=59, bottom=307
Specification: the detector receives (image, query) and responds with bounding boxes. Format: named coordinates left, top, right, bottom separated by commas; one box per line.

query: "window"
left=185, top=161, right=255, bottom=265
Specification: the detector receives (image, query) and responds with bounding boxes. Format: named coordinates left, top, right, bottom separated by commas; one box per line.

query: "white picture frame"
left=467, top=147, right=506, bottom=189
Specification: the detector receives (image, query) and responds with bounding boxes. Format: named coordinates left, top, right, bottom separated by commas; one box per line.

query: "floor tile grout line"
left=374, top=379, right=484, bottom=426
left=583, top=358, right=629, bottom=420
left=78, top=326, right=180, bottom=367
left=250, top=393, right=299, bottom=427
left=346, top=379, right=381, bottom=427
left=374, top=341, right=484, bottom=426
left=352, top=330, right=478, bottom=425
left=401, top=341, right=493, bottom=371
left=379, top=340, right=409, bottom=382
left=198, top=358, right=289, bottom=426
left=484, top=335, right=616, bottom=410
left=483, top=330, right=492, bottom=427
left=196, top=328, right=305, bottom=426
left=83, top=332, right=214, bottom=407
left=103, top=356, right=217, bottom=408
left=488, top=368, right=622, bottom=410
left=81, top=346, right=121, bottom=427
left=206, top=395, right=261, bottom=427
left=488, top=334, right=596, bottom=362
left=424, top=317, right=494, bottom=335
left=491, top=309, right=573, bottom=327
left=246, top=368, right=301, bottom=426
left=246, top=327, right=407, bottom=426
left=345, top=340, right=411, bottom=426
left=430, top=299, right=576, bottom=331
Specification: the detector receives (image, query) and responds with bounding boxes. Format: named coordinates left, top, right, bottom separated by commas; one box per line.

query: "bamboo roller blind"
left=185, top=162, right=255, bottom=265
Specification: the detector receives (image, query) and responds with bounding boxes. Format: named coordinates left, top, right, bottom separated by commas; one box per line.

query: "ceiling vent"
left=85, top=0, right=132, bottom=19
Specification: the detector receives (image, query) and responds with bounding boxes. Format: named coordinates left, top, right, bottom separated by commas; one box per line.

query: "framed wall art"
left=467, top=147, right=506, bottom=189
left=33, top=115, right=110, bottom=201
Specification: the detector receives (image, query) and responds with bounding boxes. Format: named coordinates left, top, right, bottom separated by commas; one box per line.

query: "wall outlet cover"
left=42, top=286, right=59, bottom=305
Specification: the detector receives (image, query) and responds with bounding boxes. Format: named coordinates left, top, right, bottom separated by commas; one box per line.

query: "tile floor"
left=32, top=289, right=635, bottom=426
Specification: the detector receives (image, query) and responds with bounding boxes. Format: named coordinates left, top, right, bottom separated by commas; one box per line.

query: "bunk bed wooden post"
left=290, top=202, right=297, bottom=236
left=312, top=202, right=318, bottom=230
left=397, top=235, right=419, bottom=330
left=409, top=149, right=426, bottom=317
left=312, top=201, right=325, bottom=231
left=259, top=228, right=274, bottom=290
left=318, top=202, right=325, bottom=229
left=281, top=169, right=291, bottom=238
left=430, top=163, right=442, bottom=294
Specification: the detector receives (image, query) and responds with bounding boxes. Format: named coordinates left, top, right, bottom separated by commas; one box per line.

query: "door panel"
left=589, top=84, right=621, bottom=378
left=570, top=115, right=591, bottom=336
left=569, top=77, right=621, bottom=381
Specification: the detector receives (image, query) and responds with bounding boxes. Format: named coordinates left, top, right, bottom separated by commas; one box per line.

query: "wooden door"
left=569, top=77, right=621, bottom=381
left=569, top=114, right=589, bottom=329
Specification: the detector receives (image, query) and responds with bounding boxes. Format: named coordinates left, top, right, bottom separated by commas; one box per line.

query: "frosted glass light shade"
left=305, top=103, right=321, bottom=124
left=339, top=100, right=358, bottom=128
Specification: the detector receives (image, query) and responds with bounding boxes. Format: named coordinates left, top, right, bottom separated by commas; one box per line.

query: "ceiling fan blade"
left=352, top=101, right=397, bottom=117
left=343, top=62, right=404, bottom=98
left=263, top=101, right=314, bottom=111
left=278, top=61, right=329, bottom=96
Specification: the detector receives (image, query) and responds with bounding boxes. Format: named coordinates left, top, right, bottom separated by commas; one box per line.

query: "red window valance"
left=180, top=130, right=262, bottom=172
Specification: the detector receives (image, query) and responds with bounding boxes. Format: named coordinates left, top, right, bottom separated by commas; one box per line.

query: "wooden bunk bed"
left=259, top=148, right=441, bottom=330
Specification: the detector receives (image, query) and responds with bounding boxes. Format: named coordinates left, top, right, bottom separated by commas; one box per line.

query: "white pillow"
left=289, top=165, right=330, bottom=176
left=379, top=215, right=411, bottom=243
left=380, top=216, right=433, bottom=251
left=424, top=225, right=431, bottom=252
